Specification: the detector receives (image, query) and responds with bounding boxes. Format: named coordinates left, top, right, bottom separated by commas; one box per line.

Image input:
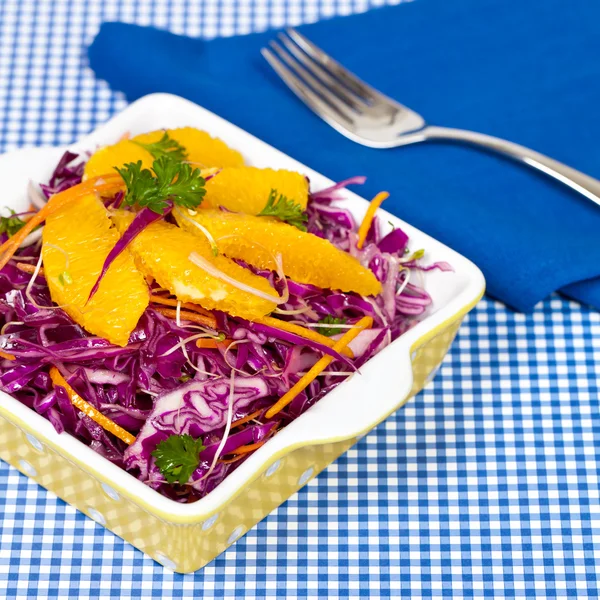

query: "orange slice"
left=83, top=139, right=153, bottom=180
left=134, top=127, right=244, bottom=168
left=110, top=210, right=277, bottom=319
left=42, top=194, right=149, bottom=346
left=175, top=209, right=382, bottom=296
left=203, top=167, right=309, bottom=214
left=83, top=127, right=244, bottom=179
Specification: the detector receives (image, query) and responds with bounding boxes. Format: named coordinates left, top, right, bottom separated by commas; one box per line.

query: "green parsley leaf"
left=316, top=315, right=347, bottom=337
left=0, top=210, right=26, bottom=237
left=133, top=131, right=188, bottom=163
left=151, top=433, right=206, bottom=485
left=115, top=156, right=206, bottom=215
left=258, top=189, right=308, bottom=231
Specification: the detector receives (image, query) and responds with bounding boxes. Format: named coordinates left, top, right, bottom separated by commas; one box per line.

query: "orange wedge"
left=42, top=194, right=149, bottom=346
left=134, top=127, right=244, bottom=168
left=110, top=210, right=277, bottom=319
left=175, top=209, right=382, bottom=296
left=203, top=167, right=309, bottom=214
left=83, top=127, right=244, bottom=179
left=83, top=139, right=153, bottom=180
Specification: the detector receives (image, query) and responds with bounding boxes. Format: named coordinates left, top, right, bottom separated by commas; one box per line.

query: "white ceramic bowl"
left=0, top=93, right=485, bottom=520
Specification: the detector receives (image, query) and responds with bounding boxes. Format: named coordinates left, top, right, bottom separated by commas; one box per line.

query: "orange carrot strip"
left=195, top=338, right=220, bottom=349
left=195, top=337, right=233, bottom=349
left=219, top=454, right=247, bottom=465
left=154, top=306, right=217, bottom=329
left=265, top=316, right=373, bottom=419
left=356, top=191, right=389, bottom=250
left=0, top=174, right=123, bottom=271
left=16, top=262, right=43, bottom=275
left=254, top=315, right=354, bottom=359
left=230, top=439, right=268, bottom=456
left=230, top=408, right=264, bottom=429
left=149, top=295, right=214, bottom=318
left=49, top=367, right=135, bottom=445
left=0, top=350, right=16, bottom=361
left=229, top=422, right=280, bottom=456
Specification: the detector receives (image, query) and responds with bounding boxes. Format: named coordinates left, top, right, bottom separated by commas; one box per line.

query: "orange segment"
left=83, top=139, right=153, bottom=179
left=0, top=174, right=124, bottom=272
left=110, top=210, right=277, bottom=319
left=42, top=194, right=149, bottom=346
left=83, top=127, right=244, bottom=180
left=203, top=167, right=309, bottom=214
left=176, top=209, right=382, bottom=296
left=134, top=127, right=245, bottom=168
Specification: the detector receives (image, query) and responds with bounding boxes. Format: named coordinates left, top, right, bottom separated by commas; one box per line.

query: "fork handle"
left=407, top=125, right=600, bottom=208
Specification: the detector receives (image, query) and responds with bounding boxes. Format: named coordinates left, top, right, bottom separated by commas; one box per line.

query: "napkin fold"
left=88, top=0, right=600, bottom=312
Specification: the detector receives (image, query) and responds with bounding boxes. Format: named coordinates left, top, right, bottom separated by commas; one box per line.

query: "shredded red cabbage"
left=0, top=151, right=449, bottom=502
left=39, top=151, right=85, bottom=198
left=87, top=203, right=173, bottom=302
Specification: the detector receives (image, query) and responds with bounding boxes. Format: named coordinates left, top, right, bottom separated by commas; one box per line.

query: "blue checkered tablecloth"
left=0, top=1, right=599, bottom=598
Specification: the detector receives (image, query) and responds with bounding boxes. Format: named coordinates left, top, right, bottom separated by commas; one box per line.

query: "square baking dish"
left=0, top=93, right=485, bottom=573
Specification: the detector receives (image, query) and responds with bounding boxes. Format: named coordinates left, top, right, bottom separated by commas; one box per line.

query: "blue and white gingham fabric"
left=0, top=1, right=599, bottom=598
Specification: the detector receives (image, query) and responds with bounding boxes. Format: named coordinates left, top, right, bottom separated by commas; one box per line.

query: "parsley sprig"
left=316, top=315, right=347, bottom=337
left=258, top=189, right=308, bottom=231
left=133, top=131, right=188, bottom=162
left=151, top=434, right=206, bottom=485
left=115, top=156, right=206, bottom=214
left=0, top=210, right=27, bottom=237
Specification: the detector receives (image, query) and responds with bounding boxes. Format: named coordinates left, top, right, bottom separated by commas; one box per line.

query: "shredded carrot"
left=195, top=337, right=233, bottom=349
left=49, top=366, right=136, bottom=445
left=265, top=316, right=373, bottom=418
left=0, top=174, right=123, bottom=271
left=231, top=408, right=264, bottom=429
left=356, top=191, right=389, bottom=250
left=149, top=295, right=214, bottom=318
left=0, top=350, right=16, bottom=361
left=254, top=315, right=354, bottom=358
left=195, top=338, right=220, bottom=349
left=16, top=262, right=43, bottom=275
left=219, top=454, right=246, bottom=465
left=227, top=422, right=280, bottom=456
left=230, top=439, right=268, bottom=456
left=154, top=306, right=217, bottom=329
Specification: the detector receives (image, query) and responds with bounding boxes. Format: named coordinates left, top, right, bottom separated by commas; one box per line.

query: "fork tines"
left=261, top=28, right=377, bottom=125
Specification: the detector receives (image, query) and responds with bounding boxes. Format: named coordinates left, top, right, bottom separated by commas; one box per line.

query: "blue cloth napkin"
left=88, top=0, right=600, bottom=312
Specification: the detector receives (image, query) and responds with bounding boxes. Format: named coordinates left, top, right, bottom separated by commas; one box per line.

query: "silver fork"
left=262, top=29, right=600, bottom=208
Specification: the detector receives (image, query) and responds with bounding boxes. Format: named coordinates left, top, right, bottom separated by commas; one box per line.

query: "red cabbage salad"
left=0, top=128, right=451, bottom=502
